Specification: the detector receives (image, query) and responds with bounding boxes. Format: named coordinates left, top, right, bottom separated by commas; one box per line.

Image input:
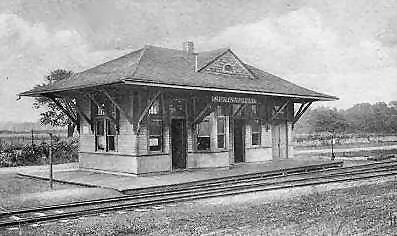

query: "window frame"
left=147, top=118, right=164, bottom=153
left=251, top=119, right=261, bottom=146
left=223, top=64, right=233, bottom=73
left=93, top=101, right=119, bottom=153
left=216, top=116, right=226, bottom=150
left=147, top=97, right=164, bottom=154
left=95, top=116, right=118, bottom=152
left=196, top=116, right=211, bottom=151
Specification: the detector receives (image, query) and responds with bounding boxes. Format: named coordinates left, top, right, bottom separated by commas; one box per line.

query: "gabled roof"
left=20, top=45, right=338, bottom=101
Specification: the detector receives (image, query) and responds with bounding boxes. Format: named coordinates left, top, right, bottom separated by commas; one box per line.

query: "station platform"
left=18, top=159, right=343, bottom=193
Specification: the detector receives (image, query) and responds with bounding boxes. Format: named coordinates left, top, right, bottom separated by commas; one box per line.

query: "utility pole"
left=49, top=133, right=53, bottom=189
left=331, top=131, right=335, bottom=160
left=31, top=129, right=34, bottom=145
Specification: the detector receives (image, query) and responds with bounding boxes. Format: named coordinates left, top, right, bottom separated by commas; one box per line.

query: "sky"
left=0, top=0, right=396, bottom=122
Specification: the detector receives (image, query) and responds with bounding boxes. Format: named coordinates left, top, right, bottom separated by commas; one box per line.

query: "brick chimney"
left=183, top=41, right=194, bottom=55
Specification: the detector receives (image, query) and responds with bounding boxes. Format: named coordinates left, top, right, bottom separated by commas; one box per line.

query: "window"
left=106, top=119, right=116, bottom=151
left=197, top=117, right=211, bottom=151
left=250, top=104, right=258, bottom=116
left=148, top=98, right=163, bottom=152
left=95, top=118, right=117, bottom=151
left=149, top=99, right=160, bottom=115
left=95, top=119, right=105, bottom=151
left=94, top=98, right=119, bottom=152
left=223, top=64, right=232, bottom=72
left=97, top=104, right=105, bottom=116
left=251, top=119, right=261, bottom=146
left=169, top=98, right=185, bottom=117
left=217, top=117, right=226, bottom=149
left=148, top=119, right=163, bottom=152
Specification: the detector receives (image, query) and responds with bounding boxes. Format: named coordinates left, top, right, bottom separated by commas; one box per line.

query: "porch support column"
left=270, top=100, right=291, bottom=122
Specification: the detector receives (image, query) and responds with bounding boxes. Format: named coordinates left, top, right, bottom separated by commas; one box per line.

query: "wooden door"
left=272, top=121, right=288, bottom=159
left=272, top=123, right=281, bottom=160
left=171, top=119, right=187, bottom=169
left=233, top=119, right=245, bottom=163
left=279, top=121, right=288, bottom=159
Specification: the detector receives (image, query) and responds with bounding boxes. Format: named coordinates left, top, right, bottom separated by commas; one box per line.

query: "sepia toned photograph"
left=0, top=0, right=396, bottom=235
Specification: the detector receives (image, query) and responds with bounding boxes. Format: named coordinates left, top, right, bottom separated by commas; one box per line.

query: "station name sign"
left=211, top=96, right=257, bottom=104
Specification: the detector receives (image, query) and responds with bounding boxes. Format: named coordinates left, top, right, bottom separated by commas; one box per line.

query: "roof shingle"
left=20, top=45, right=337, bottom=101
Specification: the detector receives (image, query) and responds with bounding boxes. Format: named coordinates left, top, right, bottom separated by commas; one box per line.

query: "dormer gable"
left=198, top=49, right=254, bottom=79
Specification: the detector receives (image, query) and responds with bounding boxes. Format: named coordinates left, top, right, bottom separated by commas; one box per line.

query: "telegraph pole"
left=49, top=133, right=53, bottom=189
left=31, top=129, right=34, bottom=145
left=331, top=131, right=335, bottom=160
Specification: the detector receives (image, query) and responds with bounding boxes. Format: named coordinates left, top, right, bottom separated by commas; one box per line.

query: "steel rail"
left=1, top=161, right=395, bottom=218
left=0, top=169, right=395, bottom=228
left=0, top=163, right=395, bottom=226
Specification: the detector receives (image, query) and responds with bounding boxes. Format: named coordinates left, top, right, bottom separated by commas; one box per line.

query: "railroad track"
left=0, top=160, right=396, bottom=228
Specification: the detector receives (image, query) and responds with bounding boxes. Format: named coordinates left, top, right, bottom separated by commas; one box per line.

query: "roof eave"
left=18, top=81, right=125, bottom=97
left=122, top=78, right=338, bottom=101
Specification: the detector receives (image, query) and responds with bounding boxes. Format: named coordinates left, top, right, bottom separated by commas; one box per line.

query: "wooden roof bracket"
left=75, top=102, right=93, bottom=132
left=293, top=101, right=312, bottom=125
left=136, top=90, right=162, bottom=134
left=86, top=93, right=119, bottom=132
left=270, top=100, right=291, bottom=121
left=45, top=94, right=78, bottom=126
left=193, top=102, right=216, bottom=126
left=232, top=104, right=247, bottom=118
left=99, top=88, right=133, bottom=125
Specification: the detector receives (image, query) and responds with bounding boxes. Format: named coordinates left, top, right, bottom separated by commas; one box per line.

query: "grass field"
left=1, top=178, right=395, bottom=235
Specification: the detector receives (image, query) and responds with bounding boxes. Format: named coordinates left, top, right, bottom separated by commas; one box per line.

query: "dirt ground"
left=1, top=177, right=395, bottom=236
left=0, top=173, right=122, bottom=212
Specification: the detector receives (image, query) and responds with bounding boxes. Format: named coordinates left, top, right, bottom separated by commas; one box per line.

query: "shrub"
left=0, top=137, right=78, bottom=167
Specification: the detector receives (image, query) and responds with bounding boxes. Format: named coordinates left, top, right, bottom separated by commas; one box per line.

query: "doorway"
left=233, top=119, right=245, bottom=163
left=171, top=119, right=187, bottom=169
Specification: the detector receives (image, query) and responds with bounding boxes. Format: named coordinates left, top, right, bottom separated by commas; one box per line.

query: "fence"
left=295, top=133, right=397, bottom=147
left=0, top=131, right=68, bottom=147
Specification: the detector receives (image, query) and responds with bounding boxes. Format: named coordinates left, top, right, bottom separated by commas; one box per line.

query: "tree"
left=303, top=107, right=349, bottom=133
left=33, top=69, right=77, bottom=137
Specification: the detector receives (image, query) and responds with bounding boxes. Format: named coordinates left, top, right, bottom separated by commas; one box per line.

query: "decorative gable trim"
left=198, top=49, right=229, bottom=72
left=198, top=49, right=255, bottom=79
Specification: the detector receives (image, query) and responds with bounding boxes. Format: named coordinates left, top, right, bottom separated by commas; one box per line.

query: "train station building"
left=20, top=42, right=337, bottom=175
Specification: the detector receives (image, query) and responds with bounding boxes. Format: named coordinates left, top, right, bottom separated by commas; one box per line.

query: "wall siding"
left=203, top=51, right=252, bottom=79
left=245, top=148, right=272, bottom=162
left=79, top=152, right=138, bottom=174
left=187, top=152, right=229, bottom=168
left=75, top=89, right=297, bottom=174
left=138, top=154, right=171, bottom=174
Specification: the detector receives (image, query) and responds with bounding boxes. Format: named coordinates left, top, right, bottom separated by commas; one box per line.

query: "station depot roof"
left=20, top=45, right=338, bottom=101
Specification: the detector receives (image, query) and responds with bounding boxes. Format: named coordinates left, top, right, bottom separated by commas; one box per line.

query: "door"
left=233, top=119, right=245, bottom=163
left=272, top=121, right=288, bottom=159
left=171, top=119, right=187, bottom=169
left=279, top=121, right=288, bottom=159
